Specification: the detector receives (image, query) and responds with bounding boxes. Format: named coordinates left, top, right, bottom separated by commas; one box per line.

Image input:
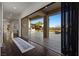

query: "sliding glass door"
left=49, top=12, right=61, bottom=53
left=30, top=18, right=44, bottom=44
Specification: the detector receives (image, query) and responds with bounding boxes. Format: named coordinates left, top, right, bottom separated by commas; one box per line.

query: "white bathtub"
left=12, top=37, right=35, bottom=53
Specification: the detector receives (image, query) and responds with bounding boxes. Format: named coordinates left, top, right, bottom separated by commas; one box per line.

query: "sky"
left=49, top=13, right=61, bottom=27
left=31, top=12, right=61, bottom=27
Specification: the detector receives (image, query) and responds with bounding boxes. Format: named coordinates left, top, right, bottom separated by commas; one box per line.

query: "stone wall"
left=21, top=17, right=29, bottom=39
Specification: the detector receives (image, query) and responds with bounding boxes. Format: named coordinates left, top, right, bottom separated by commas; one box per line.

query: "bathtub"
left=12, top=37, right=35, bottom=53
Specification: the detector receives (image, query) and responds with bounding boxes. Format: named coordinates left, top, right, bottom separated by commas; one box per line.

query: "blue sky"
left=49, top=13, right=61, bottom=27
left=31, top=12, right=61, bottom=27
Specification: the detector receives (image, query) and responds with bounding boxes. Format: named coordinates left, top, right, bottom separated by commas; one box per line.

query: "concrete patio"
left=29, top=31, right=61, bottom=53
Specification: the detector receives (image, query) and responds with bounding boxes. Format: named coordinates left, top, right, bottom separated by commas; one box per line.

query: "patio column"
left=43, top=15, right=49, bottom=38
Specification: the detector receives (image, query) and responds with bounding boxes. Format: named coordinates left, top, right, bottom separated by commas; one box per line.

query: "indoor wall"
left=21, top=17, right=29, bottom=39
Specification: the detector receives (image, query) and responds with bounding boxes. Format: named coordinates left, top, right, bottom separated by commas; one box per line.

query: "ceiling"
left=29, top=3, right=61, bottom=20
left=42, top=3, right=61, bottom=13
left=3, top=2, right=51, bottom=22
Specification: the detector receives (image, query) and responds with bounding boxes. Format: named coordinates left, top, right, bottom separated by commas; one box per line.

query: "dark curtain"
left=61, top=2, right=78, bottom=56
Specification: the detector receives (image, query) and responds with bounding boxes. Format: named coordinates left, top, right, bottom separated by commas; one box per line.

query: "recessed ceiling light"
left=13, top=7, right=16, bottom=10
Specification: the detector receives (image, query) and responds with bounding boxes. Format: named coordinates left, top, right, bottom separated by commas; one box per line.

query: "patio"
left=29, top=31, right=61, bottom=53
